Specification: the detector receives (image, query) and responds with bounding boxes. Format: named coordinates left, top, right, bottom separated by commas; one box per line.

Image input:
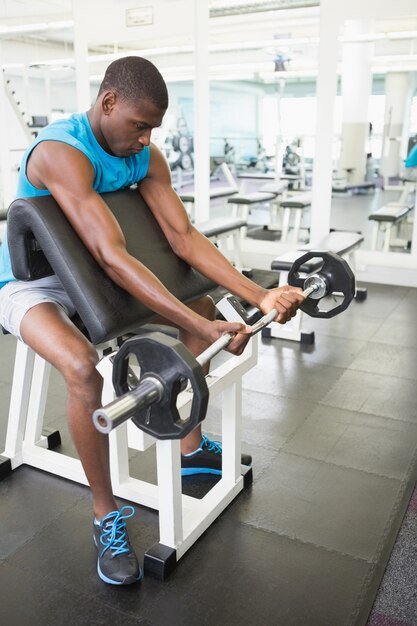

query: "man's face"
left=101, top=93, right=165, bottom=157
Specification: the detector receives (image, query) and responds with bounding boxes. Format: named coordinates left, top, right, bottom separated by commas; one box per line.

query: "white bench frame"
left=207, top=226, right=244, bottom=269
left=180, top=163, right=238, bottom=221
left=197, top=218, right=246, bottom=270
left=278, top=193, right=312, bottom=244
left=369, top=203, right=413, bottom=252
left=1, top=329, right=257, bottom=577
left=369, top=179, right=416, bottom=252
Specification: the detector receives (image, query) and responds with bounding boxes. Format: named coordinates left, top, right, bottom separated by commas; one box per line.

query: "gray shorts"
left=0, top=275, right=77, bottom=341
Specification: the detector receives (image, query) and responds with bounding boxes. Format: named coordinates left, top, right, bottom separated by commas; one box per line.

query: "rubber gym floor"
left=1, top=190, right=417, bottom=626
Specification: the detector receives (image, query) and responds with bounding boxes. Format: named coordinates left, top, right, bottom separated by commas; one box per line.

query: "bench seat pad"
left=7, top=188, right=215, bottom=344
left=280, top=193, right=312, bottom=208
left=271, top=230, right=364, bottom=272
left=195, top=217, right=246, bottom=238
left=271, top=250, right=324, bottom=273
left=368, top=204, right=412, bottom=222
left=180, top=187, right=238, bottom=202
left=301, top=231, right=364, bottom=256
left=237, top=172, right=274, bottom=180
left=333, top=181, right=375, bottom=192
left=227, top=192, right=275, bottom=205
left=260, top=182, right=288, bottom=195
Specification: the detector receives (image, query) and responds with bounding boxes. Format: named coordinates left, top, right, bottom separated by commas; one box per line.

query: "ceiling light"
left=387, top=30, right=417, bottom=40
left=0, top=20, right=73, bottom=36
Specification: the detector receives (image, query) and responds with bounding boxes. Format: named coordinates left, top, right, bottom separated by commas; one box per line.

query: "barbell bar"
left=93, top=287, right=320, bottom=437
left=93, top=250, right=356, bottom=439
left=195, top=283, right=317, bottom=369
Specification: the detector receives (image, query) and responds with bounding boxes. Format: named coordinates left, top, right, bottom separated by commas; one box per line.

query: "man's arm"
left=26, top=141, right=250, bottom=345
left=140, top=145, right=305, bottom=323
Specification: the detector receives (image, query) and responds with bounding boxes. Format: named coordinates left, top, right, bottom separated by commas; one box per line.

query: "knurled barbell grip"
left=93, top=376, right=164, bottom=434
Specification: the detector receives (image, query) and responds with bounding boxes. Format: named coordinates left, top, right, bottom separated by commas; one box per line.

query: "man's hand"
left=258, top=285, right=306, bottom=324
left=200, top=319, right=253, bottom=356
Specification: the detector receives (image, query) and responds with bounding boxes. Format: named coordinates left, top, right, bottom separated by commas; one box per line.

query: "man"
left=405, top=141, right=417, bottom=170
left=0, top=56, right=304, bottom=585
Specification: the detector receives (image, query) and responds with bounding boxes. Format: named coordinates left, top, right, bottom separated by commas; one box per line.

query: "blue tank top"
left=0, top=112, right=150, bottom=288
left=405, top=143, right=417, bottom=168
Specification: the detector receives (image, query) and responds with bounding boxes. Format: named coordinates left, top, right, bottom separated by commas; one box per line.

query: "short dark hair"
left=98, top=56, right=168, bottom=110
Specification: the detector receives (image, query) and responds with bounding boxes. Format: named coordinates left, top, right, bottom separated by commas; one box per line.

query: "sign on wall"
left=84, top=0, right=193, bottom=47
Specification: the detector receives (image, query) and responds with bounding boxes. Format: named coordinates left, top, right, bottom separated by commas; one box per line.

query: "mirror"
left=330, top=17, right=417, bottom=255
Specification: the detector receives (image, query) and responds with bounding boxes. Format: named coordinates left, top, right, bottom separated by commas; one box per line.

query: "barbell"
left=92, top=250, right=355, bottom=440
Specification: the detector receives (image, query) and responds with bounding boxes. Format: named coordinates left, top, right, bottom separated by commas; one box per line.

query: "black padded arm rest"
left=0, top=209, right=8, bottom=220
left=7, top=189, right=216, bottom=344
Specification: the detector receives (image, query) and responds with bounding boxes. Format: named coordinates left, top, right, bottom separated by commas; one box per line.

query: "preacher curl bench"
left=0, top=188, right=257, bottom=579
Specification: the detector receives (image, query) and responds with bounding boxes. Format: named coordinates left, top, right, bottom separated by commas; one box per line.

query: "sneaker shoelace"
left=99, top=505, right=135, bottom=558
left=201, top=434, right=222, bottom=454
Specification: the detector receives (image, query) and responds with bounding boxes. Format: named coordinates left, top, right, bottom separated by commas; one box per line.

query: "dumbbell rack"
left=0, top=331, right=257, bottom=579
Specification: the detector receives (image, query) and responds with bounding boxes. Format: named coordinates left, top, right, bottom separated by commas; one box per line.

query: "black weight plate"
left=113, top=332, right=209, bottom=439
left=287, top=250, right=355, bottom=318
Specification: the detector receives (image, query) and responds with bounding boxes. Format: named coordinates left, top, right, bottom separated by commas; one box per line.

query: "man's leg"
left=176, top=295, right=214, bottom=454
left=20, top=301, right=141, bottom=585
left=152, top=295, right=252, bottom=473
left=151, top=295, right=215, bottom=453
left=20, top=302, right=116, bottom=520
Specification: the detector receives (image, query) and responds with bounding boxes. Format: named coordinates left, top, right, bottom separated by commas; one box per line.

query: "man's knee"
left=189, top=295, right=215, bottom=321
left=62, top=347, right=99, bottom=387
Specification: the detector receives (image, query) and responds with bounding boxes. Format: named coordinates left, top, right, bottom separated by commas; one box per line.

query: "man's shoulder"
left=38, top=112, right=86, bottom=140
left=30, top=113, right=94, bottom=163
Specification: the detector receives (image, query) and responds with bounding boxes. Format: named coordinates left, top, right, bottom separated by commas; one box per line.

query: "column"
left=338, top=20, right=373, bottom=184
left=310, top=0, right=340, bottom=242
left=44, top=69, right=52, bottom=122
left=193, top=0, right=210, bottom=222
left=0, top=44, right=13, bottom=209
left=72, top=0, right=91, bottom=111
left=380, top=72, right=415, bottom=183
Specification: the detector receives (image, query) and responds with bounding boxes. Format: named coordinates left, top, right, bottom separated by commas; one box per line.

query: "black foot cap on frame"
left=0, top=456, right=12, bottom=480
left=144, top=543, right=177, bottom=581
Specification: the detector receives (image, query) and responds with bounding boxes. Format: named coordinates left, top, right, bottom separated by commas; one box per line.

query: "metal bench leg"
left=24, top=354, right=52, bottom=446
left=183, top=201, right=194, bottom=221
left=370, top=222, right=379, bottom=251
left=2, top=341, right=35, bottom=467
left=231, top=231, right=244, bottom=268
left=156, top=439, right=183, bottom=549
left=383, top=223, right=392, bottom=252
left=230, top=204, right=249, bottom=238
left=281, top=208, right=291, bottom=242
left=269, top=199, right=283, bottom=231
left=291, top=209, right=303, bottom=244
left=221, top=380, right=242, bottom=484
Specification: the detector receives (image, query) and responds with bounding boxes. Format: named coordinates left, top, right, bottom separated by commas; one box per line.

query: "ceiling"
left=0, top=0, right=416, bottom=84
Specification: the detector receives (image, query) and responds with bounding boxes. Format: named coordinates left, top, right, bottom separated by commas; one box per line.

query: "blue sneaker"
left=181, top=435, right=252, bottom=476
left=93, top=505, right=142, bottom=585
